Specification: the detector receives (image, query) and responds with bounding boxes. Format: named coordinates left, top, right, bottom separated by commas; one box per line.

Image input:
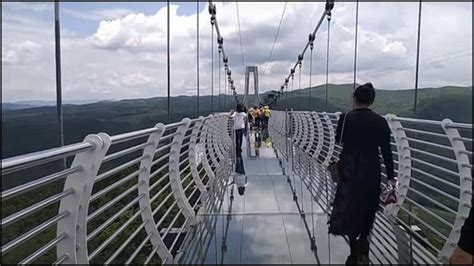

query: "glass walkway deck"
left=180, top=127, right=343, bottom=264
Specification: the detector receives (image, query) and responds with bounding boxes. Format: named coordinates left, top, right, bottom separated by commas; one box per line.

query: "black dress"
left=328, top=108, right=395, bottom=238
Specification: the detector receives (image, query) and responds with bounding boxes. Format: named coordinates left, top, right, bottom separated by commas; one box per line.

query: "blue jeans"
left=235, top=128, right=245, bottom=153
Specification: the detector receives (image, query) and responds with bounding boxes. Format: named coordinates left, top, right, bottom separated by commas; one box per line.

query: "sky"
left=1, top=1, right=472, bottom=102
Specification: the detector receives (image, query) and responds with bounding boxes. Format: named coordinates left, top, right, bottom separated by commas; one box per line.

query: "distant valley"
left=2, top=99, right=115, bottom=110
left=2, top=83, right=472, bottom=159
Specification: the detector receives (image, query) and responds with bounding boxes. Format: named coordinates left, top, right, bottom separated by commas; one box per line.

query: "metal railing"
left=268, top=110, right=472, bottom=264
left=1, top=114, right=233, bottom=264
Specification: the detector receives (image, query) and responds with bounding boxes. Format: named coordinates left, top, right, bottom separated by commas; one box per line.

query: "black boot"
left=356, top=237, right=369, bottom=265
left=346, top=237, right=358, bottom=265
left=345, top=254, right=357, bottom=265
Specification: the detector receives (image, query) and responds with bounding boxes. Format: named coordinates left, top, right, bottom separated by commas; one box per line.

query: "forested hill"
left=273, top=84, right=472, bottom=123
left=2, top=84, right=472, bottom=159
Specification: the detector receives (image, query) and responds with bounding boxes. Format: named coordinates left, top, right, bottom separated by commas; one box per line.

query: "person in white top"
left=228, top=104, right=247, bottom=155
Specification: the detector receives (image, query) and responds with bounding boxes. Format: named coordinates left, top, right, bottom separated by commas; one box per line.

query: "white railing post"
left=295, top=112, right=303, bottom=146
left=136, top=123, right=173, bottom=262
left=322, top=112, right=336, bottom=166
left=188, top=117, right=208, bottom=205
left=218, top=115, right=232, bottom=178
left=211, top=116, right=225, bottom=163
left=56, top=133, right=111, bottom=264
left=169, top=118, right=197, bottom=226
left=313, top=112, right=325, bottom=160
left=209, top=115, right=225, bottom=179
left=200, top=116, right=216, bottom=187
left=305, top=112, right=316, bottom=154
left=287, top=110, right=294, bottom=181
left=385, top=114, right=411, bottom=216
left=438, top=119, right=472, bottom=262
left=299, top=112, right=308, bottom=149
left=206, top=115, right=220, bottom=172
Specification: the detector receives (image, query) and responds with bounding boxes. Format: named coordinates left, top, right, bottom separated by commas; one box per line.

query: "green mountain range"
left=272, top=84, right=472, bottom=122
left=2, top=84, right=472, bottom=159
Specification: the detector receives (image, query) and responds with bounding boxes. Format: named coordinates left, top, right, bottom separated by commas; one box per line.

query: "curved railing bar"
left=188, top=117, right=208, bottom=205
left=438, top=118, right=473, bottom=262
left=169, top=118, right=197, bottom=227
left=136, top=123, right=173, bottom=262
left=56, top=133, right=111, bottom=263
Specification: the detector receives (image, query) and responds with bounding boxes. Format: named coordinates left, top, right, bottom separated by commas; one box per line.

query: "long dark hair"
left=236, top=103, right=244, bottom=113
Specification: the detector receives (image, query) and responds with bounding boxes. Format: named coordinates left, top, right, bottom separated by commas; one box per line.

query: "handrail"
left=1, top=114, right=232, bottom=264
left=2, top=142, right=93, bottom=175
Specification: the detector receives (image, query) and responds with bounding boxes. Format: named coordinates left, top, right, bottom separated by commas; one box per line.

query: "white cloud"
left=383, top=41, right=407, bottom=56
left=1, top=2, right=472, bottom=102
left=2, top=2, right=53, bottom=13
left=62, top=7, right=134, bottom=21
left=2, top=47, right=18, bottom=64
left=18, top=40, right=42, bottom=55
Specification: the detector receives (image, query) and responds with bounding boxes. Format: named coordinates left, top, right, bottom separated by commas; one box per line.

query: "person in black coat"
left=328, top=83, right=397, bottom=264
left=449, top=198, right=473, bottom=264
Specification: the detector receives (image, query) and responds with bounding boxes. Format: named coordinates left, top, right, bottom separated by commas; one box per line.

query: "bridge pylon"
left=244, top=65, right=259, bottom=107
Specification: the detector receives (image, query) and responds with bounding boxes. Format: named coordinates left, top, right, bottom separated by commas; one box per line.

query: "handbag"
left=327, top=112, right=349, bottom=183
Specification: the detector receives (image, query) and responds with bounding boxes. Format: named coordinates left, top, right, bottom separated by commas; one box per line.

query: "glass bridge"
left=1, top=111, right=472, bottom=264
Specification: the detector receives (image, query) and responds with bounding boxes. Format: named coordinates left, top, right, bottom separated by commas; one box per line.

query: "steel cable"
left=211, top=24, right=214, bottom=113
left=353, top=0, right=359, bottom=92
left=235, top=1, right=246, bottom=72
left=260, top=2, right=288, bottom=80
left=291, top=74, right=295, bottom=109
left=54, top=2, right=65, bottom=170
left=414, top=0, right=423, bottom=114
left=219, top=49, right=222, bottom=112
left=324, top=15, right=331, bottom=111
left=197, top=1, right=200, bottom=115
left=298, top=62, right=302, bottom=111
left=308, top=46, right=313, bottom=110
left=167, top=0, right=171, bottom=123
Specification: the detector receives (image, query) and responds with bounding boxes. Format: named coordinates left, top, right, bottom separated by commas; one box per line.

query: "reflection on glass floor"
left=179, top=128, right=352, bottom=264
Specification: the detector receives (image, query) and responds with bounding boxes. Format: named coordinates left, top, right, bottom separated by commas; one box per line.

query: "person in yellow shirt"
left=263, top=106, right=271, bottom=128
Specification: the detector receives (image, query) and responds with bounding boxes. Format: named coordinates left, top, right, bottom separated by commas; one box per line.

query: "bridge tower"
left=244, top=66, right=259, bottom=107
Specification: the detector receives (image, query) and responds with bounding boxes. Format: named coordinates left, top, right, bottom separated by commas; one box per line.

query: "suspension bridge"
left=1, top=1, right=472, bottom=264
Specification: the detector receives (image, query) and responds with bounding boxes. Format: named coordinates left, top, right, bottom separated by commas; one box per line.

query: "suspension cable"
left=211, top=20, right=214, bottom=113
left=235, top=1, right=246, bottom=72
left=219, top=46, right=222, bottom=112
left=208, top=1, right=240, bottom=106
left=167, top=0, right=171, bottom=123
left=270, top=1, right=334, bottom=107
left=224, top=66, right=228, bottom=110
left=414, top=0, right=423, bottom=115
left=261, top=2, right=288, bottom=80
left=353, top=0, right=359, bottom=92
left=197, top=1, right=200, bottom=116
left=325, top=12, right=332, bottom=111
left=308, top=33, right=315, bottom=110
left=54, top=1, right=65, bottom=170
left=298, top=59, right=302, bottom=111
left=291, top=71, right=295, bottom=108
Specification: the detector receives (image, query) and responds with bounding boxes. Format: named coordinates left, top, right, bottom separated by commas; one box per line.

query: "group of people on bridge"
left=228, top=104, right=271, bottom=156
